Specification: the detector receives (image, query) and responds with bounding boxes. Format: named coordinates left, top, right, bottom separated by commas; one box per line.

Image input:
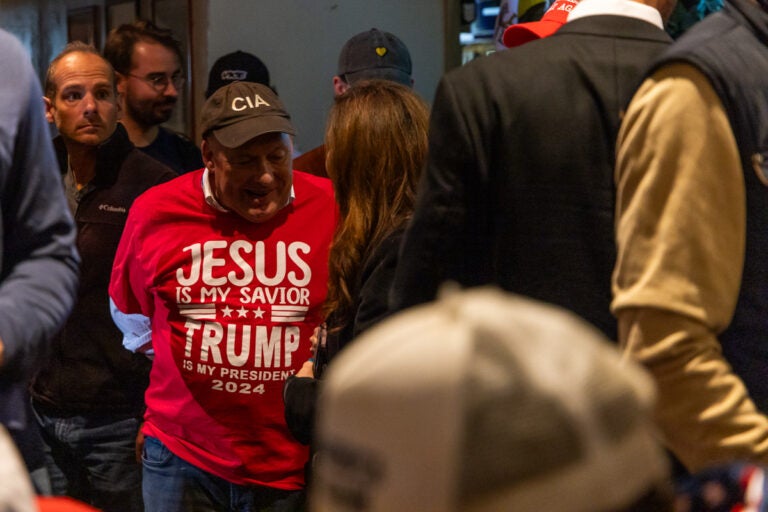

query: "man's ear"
left=43, top=96, right=55, bottom=124
left=332, top=75, right=350, bottom=97
left=201, top=139, right=214, bottom=171
left=115, top=92, right=123, bottom=121
left=115, top=72, right=128, bottom=95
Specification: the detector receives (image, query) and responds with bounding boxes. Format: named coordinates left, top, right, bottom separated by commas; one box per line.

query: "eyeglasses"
left=128, top=73, right=185, bottom=92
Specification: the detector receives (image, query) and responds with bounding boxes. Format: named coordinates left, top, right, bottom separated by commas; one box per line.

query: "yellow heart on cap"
left=376, top=47, right=388, bottom=57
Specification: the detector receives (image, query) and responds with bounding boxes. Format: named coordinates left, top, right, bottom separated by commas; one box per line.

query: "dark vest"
left=32, top=125, right=177, bottom=415
left=651, top=0, right=768, bottom=408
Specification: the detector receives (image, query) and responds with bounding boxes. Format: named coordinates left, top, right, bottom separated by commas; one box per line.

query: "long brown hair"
left=323, top=80, right=429, bottom=331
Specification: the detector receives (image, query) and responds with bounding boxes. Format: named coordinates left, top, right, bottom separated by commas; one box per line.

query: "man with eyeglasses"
left=104, top=19, right=203, bottom=174
left=31, top=42, right=176, bottom=511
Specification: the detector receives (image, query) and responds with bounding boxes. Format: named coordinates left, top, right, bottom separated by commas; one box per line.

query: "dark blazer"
left=390, top=15, right=672, bottom=340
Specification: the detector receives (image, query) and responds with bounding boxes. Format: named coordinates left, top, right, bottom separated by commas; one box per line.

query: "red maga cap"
left=502, top=0, right=581, bottom=48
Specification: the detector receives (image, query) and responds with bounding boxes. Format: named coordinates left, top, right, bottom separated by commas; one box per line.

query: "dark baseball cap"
left=338, top=28, right=412, bottom=86
left=205, top=50, right=271, bottom=98
left=199, top=81, right=295, bottom=148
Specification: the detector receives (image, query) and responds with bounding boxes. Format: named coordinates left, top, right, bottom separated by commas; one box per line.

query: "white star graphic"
left=237, top=306, right=248, bottom=318
left=253, top=307, right=265, bottom=319
left=221, top=305, right=233, bottom=317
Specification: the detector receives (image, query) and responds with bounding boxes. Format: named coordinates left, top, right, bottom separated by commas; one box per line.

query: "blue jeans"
left=142, top=436, right=305, bottom=512
left=32, top=404, right=143, bottom=512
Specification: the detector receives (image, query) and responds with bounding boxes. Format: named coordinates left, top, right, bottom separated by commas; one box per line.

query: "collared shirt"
left=63, top=160, right=96, bottom=215
left=568, top=0, right=664, bottom=28
left=201, top=166, right=296, bottom=213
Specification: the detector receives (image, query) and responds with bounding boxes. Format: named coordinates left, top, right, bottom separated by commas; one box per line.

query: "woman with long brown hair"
left=283, top=79, right=429, bottom=444
left=322, top=79, right=429, bottom=354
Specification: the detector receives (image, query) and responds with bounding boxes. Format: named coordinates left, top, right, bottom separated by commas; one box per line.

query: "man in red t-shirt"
left=109, top=81, right=337, bottom=511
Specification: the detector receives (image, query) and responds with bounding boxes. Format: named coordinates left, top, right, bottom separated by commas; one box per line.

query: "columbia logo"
left=98, top=204, right=126, bottom=213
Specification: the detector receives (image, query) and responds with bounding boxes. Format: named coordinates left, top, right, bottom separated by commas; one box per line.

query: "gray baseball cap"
left=338, top=28, right=412, bottom=86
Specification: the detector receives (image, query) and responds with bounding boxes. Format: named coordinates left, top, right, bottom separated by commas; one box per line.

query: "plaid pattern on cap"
left=338, top=28, right=412, bottom=86
left=313, top=286, right=668, bottom=512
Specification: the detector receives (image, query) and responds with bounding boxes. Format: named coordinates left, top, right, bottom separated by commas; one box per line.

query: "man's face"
left=202, top=132, right=293, bottom=224
left=45, top=52, right=119, bottom=147
left=119, top=41, right=181, bottom=128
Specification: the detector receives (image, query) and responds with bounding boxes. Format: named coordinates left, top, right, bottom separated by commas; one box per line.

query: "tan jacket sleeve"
left=612, top=63, right=768, bottom=470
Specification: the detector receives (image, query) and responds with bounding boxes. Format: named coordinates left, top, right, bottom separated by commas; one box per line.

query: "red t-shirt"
left=109, top=169, right=337, bottom=488
left=37, top=497, right=102, bottom=511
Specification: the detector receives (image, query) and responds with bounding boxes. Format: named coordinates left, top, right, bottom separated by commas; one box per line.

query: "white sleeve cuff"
left=109, top=297, right=154, bottom=356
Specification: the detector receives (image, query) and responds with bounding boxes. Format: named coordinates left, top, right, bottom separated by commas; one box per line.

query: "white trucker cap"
left=312, top=286, right=668, bottom=512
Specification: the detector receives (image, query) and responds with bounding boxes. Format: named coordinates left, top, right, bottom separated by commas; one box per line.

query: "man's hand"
left=296, top=360, right=314, bottom=378
left=135, top=428, right=145, bottom=463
